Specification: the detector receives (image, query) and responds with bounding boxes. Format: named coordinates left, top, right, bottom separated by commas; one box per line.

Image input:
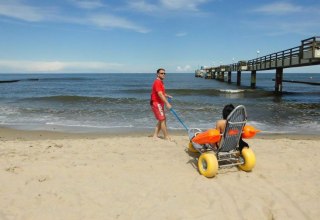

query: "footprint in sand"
left=5, top=166, right=23, bottom=174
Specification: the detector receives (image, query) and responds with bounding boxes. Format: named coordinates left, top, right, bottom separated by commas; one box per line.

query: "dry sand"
left=0, top=127, right=319, bottom=220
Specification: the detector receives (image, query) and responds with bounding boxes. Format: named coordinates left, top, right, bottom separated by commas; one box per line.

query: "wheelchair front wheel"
left=198, top=153, right=218, bottom=178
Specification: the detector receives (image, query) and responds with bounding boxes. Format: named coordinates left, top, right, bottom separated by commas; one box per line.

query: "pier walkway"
left=196, top=36, right=320, bottom=93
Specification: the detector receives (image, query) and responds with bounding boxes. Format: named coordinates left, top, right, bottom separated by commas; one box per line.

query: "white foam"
left=219, top=89, right=245, bottom=93
left=0, top=106, right=20, bottom=115
left=45, top=122, right=134, bottom=129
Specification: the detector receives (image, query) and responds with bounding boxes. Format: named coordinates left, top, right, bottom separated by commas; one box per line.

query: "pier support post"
left=227, top=71, right=231, bottom=83
left=212, top=72, right=216, bottom=79
left=237, top=71, right=241, bottom=86
left=217, top=72, right=222, bottom=81
left=251, top=70, right=256, bottom=88
left=221, top=72, right=225, bottom=81
left=275, top=68, right=283, bottom=94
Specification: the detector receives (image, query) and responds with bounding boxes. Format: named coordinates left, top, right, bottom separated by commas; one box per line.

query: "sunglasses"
left=159, top=72, right=166, bottom=75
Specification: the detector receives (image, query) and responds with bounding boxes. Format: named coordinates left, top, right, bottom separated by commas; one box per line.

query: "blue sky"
left=0, top=0, right=319, bottom=73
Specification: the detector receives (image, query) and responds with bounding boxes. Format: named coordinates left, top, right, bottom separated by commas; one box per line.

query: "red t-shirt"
left=151, top=79, right=165, bottom=104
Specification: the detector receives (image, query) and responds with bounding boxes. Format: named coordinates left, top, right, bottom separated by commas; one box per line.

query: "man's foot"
left=148, top=134, right=161, bottom=140
left=152, top=135, right=161, bottom=140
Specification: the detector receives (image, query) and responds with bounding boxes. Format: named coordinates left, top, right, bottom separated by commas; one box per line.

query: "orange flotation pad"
left=242, top=125, right=260, bottom=139
left=192, top=129, right=221, bottom=145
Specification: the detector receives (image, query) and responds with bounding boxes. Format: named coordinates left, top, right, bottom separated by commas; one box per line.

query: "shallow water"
left=0, top=72, right=319, bottom=134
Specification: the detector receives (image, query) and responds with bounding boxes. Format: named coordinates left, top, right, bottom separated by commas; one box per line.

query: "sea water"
left=0, top=72, right=319, bottom=134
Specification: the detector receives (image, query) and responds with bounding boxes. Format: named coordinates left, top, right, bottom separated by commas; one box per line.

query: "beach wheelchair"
left=188, top=105, right=259, bottom=178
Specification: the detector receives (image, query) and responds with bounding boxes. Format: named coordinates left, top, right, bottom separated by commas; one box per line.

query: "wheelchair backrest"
left=219, top=105, right=247, bottom=152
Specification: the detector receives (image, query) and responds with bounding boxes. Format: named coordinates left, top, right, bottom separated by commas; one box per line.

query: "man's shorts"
left=151, top=101, right=166, bottom=121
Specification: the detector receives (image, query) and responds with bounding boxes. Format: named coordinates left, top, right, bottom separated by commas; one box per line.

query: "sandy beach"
left=0, top=127, right=319, bottom=220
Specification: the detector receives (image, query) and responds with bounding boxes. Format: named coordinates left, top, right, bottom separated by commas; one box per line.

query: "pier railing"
left=201, top=36, right=320, bottom=72
left=231, top=36, right=320, bottom=71
left=196, top=36, right=320, bottom=93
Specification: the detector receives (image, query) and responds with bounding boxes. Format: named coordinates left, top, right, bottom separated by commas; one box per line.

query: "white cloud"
left=70, top=0, right=104, bottom=9
left=0, top=1, right=149, bottom=33
left=267, top=21, right=319, bottom=36
left=128, top=0, right=209, bottom=12
left=253, top=2, right=302, bottom=15
left=246, top=2, right=320, bottom=36
left=242, top=18, right=320, bottom=36
left=0, top=0, right=55, bottom=22
left=0, top=60, right=123, bottom=73
left=88, top=14, right=150, bottom=33
left=176, top=65, right=192, bottom=72
left=128, top=1, right=158, bottom=12
left=160, top=0, right=209, bottom=11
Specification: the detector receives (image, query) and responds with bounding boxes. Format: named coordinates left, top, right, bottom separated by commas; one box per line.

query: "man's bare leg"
left=160, top=120, right=171, bottom=140
left=153, top=121, right=161, bottom=139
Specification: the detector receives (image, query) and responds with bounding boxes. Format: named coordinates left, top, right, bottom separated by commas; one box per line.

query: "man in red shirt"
left=150, top=68, right=172, bottom=140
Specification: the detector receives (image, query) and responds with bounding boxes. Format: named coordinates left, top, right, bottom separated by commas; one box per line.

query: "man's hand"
left=167, top=95, right=173, bottom=99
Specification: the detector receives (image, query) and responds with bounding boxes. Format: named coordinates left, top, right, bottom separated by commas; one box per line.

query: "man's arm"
left=158, top=91, right=172, bottom=109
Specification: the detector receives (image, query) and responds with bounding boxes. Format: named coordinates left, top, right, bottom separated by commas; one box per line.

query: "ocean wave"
left=168, top=89, right=221, bottom=96
left=255, top=121, right=320, bottom=135
left=122, top=88, right=225, bottom=96
left=21, top=95, right=141, bottom=104
left=219, top=89, right=245, bottom=93
left=170, top=88, right=275, bottom=98
left=0, top=106, right=22, bottom=115
left=38, top=77, right=90, bottom=82
left=45, top=122, right=135, bottom=129
left=121, top=88, right=275, bottom=98
left=283, top=91, right=320, bottom=96
left=282, top=103, right=320, bottom=113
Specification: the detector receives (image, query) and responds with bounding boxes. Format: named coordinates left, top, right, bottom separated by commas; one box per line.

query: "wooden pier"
left=197, top=36, right=320, bottom=94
